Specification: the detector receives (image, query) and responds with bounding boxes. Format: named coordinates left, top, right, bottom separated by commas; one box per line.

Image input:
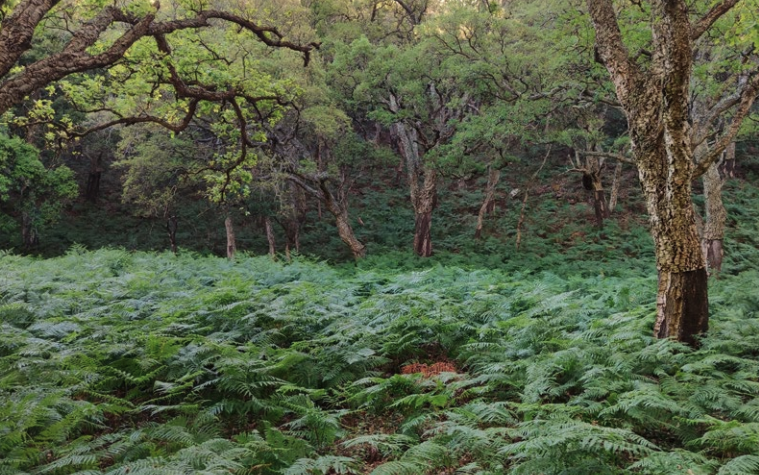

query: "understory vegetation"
left=3, top=247, right=759, bottom=474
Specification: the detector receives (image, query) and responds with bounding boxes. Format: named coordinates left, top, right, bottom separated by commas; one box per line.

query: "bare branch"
left=693, top=72, right=759, bottom=177
left=0, top=5, right=318, bottom=115
left=582, top=150, right=635, bottom=164
left=71, top=99, right=200, bottom=137
left=0, top=0, right=59, bottom=77
left=691, top=0, right=741, bottom=42
left=586, top=0, right=642, bottom=109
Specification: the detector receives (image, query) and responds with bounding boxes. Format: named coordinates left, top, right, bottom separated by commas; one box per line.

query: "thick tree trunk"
left=587, top=0, right=759, bottom=347
left=320, top=186, right=365, bottom=259
left=225, top=215, right=236, bottom=260
left=475, top=167, right=500, bottom=239
left=655, top=268, right=709, bottom=345
left=411, top=167, right=436, bottom=257
left=638, top=149, right=709, bottom=346
left=264, top=216, right=276, bottom=259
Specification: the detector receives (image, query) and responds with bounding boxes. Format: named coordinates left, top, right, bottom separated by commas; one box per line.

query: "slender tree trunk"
left=85, top=152, right=103, bottom=203
left=608, top=161, right=623, bottom=214
left=392, top=117, right=437, bottom=257
left=225, top=215, right=236, bottom=260
left=283, top=182, right=306, bottom=254
left=411, top=167, right=436, bottom=257
left=334, top=209, right=366, bottom=259
left=587, top=171, right=608, bottom=230
left=166, top=215, right=178, bottom=254
left=264, top=216, right=276, bottom=259
left=475, top=167, right=500, bottom=239
left=321, top=187, right=365, bottom=259
left=639, top=149, right=708, bottom=346
left=701, top=142, right=732, bottom=276
left=21, top=211, right=39, bottom=249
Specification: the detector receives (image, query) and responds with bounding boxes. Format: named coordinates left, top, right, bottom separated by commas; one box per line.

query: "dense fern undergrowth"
left=3, top=249, right=759, bottom=474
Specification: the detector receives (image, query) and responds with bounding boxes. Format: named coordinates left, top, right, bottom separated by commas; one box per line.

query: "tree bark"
left=224, top=214, right=236, bottom=260
left=334, top=208, right=367, bottom=259
left=655, top=268, right=709, bottom=345
left=166, top=215, right=178, bottom=254
left=701, top=142, right=732, bottom=275
left=412, top=167, right=436, bottom=257
left=584, top=170, right=607, bottom=230
left=585, top=0, right=754, bottom=345
left=475, top=167, right=500, bottom=239
left=264, top=216, right=276, bottom=259
left=391, top=117, right=437, bottom=257
left=320, top=182, right=366, bottom=260
left=638, top=147, right=709, bottom=346
left=21, top=211, right=39, bottom=249
left=608, top=161, right=623, bottom=214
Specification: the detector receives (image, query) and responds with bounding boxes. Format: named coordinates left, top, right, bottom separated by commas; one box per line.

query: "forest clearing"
left=3, top=0, right=759, bottom=473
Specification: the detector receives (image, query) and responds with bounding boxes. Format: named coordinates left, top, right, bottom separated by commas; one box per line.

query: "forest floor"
left=4, top=154, right=759, bottom=474
left=2, top=246, right=759, bottom=474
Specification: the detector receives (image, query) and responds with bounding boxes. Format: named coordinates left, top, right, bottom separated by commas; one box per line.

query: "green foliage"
left=0, top=133, right=77, bottom=245
left=1, top=249, right=759, bottom=473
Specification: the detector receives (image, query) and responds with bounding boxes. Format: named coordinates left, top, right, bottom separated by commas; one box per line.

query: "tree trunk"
left=334, top=209, right=366, bottom=259
left=21, top=211, right=39, bottom=249
left=639, top=150, right=709, bottom=346
left=587, top=0, right=759, bottom=346
left=264, top=216, right=276, bottom=259
left=85, top=152, right=103, bottom=203
left=225, top=215, right=236, bottom=260
left=320, top=185, right=366, bottom=260
left=608, top=161, right=623, bottom=214
left=701, top=142, right=732, bottom=276
left=85, top=171, right=102, bottom=203
left=166, top=215, right=178, bottom=254
left=589, top=174, right=608, bottom=230
left=283, top=182, right=305, bottom=255
left=411, top=167, right=436, bottom=257
left=390, top=106, right=437, bottom=258
left=475, top=167, right=500, bottom=239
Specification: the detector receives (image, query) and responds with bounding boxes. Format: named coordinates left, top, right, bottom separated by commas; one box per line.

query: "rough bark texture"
left=265, top=216, right=276, bottom=259
left=655, top=268, right=709, bottom=346
left=638, top=146, right=708, bottom=344
left=391, top=119, right=438, bottom=257
left=224, top=215, right=236, bottom=260
left=593, top=189, right=608, bottom=229
left=319, top=181, right=366, bottom=260
left=412, top=168, right=436, bottom=257
left=475, top=167, right=500, bottom=239
left=587, top=0, right=740, bottom=345
left=608, top=161, right=623, bottom=213
left=701, top=142, right=732, bottom=275
left=333, top=209, right=367, bottom=260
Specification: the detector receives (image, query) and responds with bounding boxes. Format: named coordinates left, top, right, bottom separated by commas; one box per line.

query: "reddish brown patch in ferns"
left=401, top=361, right=457, bottom=377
